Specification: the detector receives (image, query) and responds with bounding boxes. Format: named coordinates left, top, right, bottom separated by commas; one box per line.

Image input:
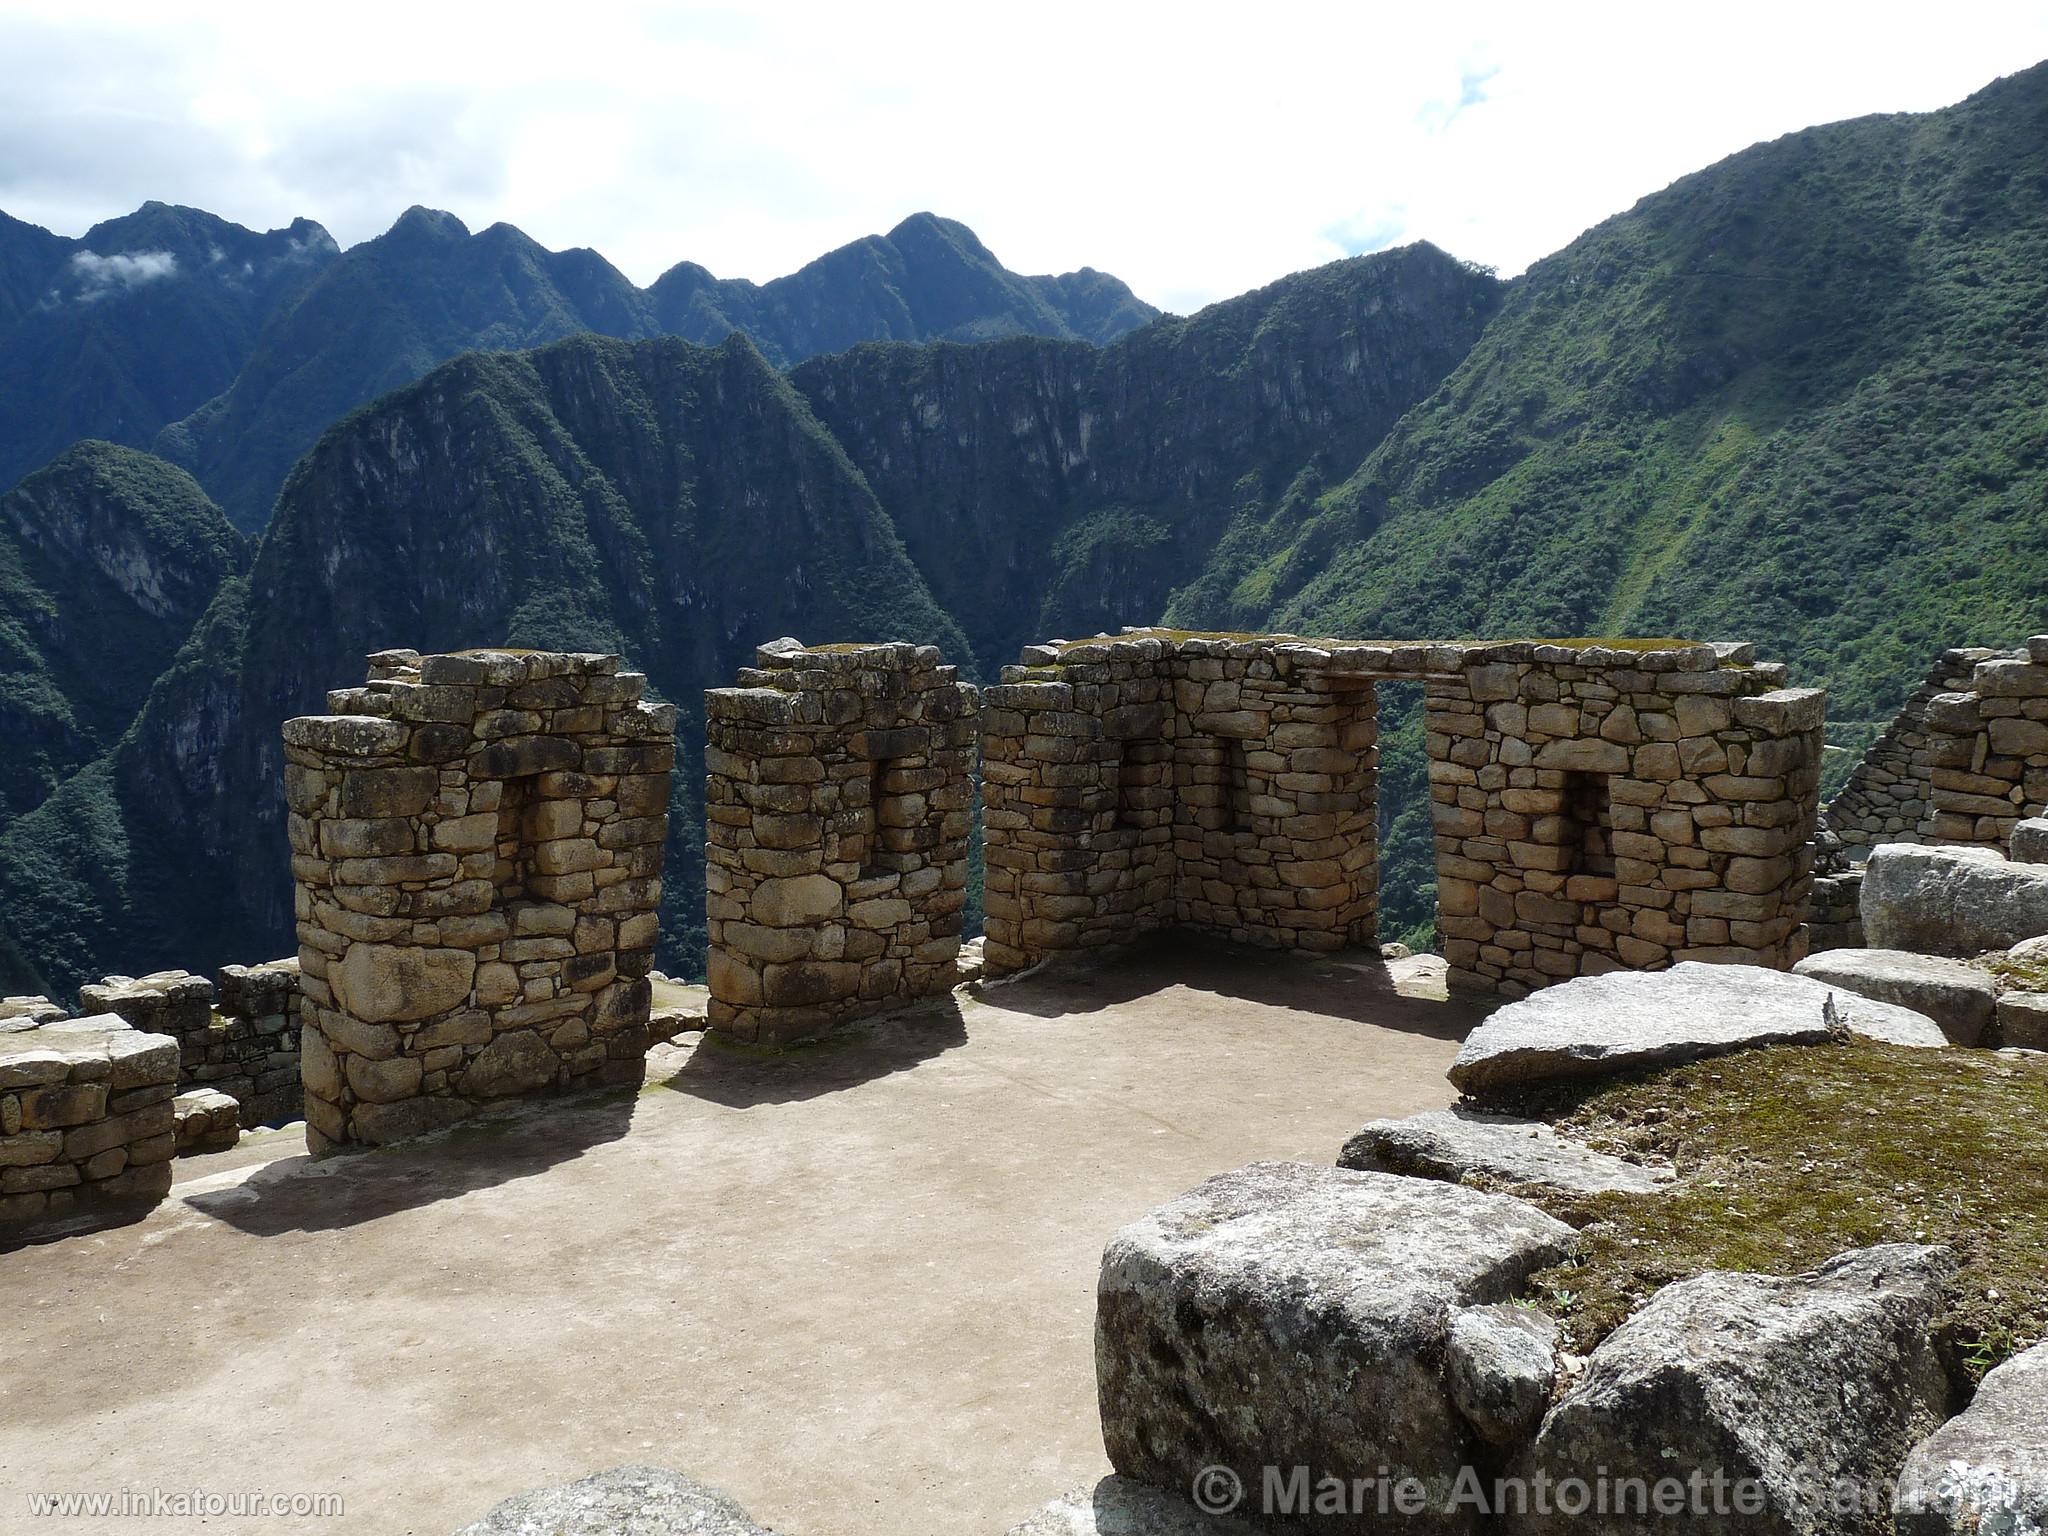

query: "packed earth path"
left=0, top=941, right=1476, bottom=1536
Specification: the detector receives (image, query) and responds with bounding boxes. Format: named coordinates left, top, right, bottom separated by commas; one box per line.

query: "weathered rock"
left=1449, top=963, right=1946, bottom=1095
left=2012, top=817, right=2048, bottom=864
left=1339, top=1108, right=1673, bottom=1195
left=333, top=943, right=476, bottom=1023
left=1098, top=1160, right=1575, bottom=1535
left=451, top=1465, right=777, bottom=1535
left=1895, top=1339, right=2048, bottom=1535
left=1996, top=991, right=2048, bottom=1050
left=458, top=1030, right=559, bottom=1099
left=1516, top=1245, right=1952, bottom=1536
left=1005, top=1477, right=1265, bottom=1535
left=1863, top=844, right=2048, bottom=956
left=1793, top=949, right=1998, bottom=1045
left=1447, top=1303, right=1559, bottom=1447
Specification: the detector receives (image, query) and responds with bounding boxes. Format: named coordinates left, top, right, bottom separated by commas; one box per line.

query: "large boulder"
left=1449, top=963, right=1945, bottom=1096
left=451, top=1465, right=777, bottom=1534
left=1895, top=1339, right=2048, bottom=1535
left=1005, top=1477, right=1265, bottom=1535
left=1792, top=949, right=1997, bottom=1045
left=1862, top=844, right=2048, bottom=956
left=1339, top=1108, right=1672, bottom=1195
left=1513, top=1245, right=1952, bottom=1536
left=1097, top=1160, right=1575, bottom=1536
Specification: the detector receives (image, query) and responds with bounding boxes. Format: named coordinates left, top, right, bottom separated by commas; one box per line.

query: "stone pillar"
left=284, top=648, right=673, bottom=1153
left=704, top=640, right=976, bottom=1044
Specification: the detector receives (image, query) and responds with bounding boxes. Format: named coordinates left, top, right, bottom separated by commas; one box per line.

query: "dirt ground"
left=0, top=939, right=1480, bottom=1536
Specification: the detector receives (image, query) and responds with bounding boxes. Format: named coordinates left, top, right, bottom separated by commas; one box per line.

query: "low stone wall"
left=286, top=648, right=673, bottom=1153
left=81, top=961, right=302, bottom=1128
left=0, top=1014, right=180, bottom=1228
left=1807, top=869, right=1864, bottom=952
left=703, top=640, right=975, bottom=1044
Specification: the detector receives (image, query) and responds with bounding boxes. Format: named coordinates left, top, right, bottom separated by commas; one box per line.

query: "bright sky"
left=3, top=1, right=2045, bottom=314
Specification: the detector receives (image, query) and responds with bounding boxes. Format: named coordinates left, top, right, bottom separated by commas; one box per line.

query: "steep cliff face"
left=0, top=203, right=337, bottom=493
left=156, top=208, right=1159, bottom=530
left=0, top=441, right=241, bottom=822
left=0, top=333, right=965, bottom=994
left=792, top=243, right=1505, bottom=672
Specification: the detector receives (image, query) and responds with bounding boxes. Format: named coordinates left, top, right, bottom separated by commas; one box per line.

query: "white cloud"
left=1, top=0, right=2045, bottom=312
left=65, top=247, right=178, bottom=299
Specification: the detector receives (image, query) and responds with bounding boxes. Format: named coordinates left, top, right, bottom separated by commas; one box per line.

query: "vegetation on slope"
left=155, top=207, right=1158, bottom=530
left=0, top=202, right=337, bottom=493
left=1168, top=62, right=2048, bottom=942
left=0, top=441, right=241, bottom=823
left=0, top=333, right=967, bottom=995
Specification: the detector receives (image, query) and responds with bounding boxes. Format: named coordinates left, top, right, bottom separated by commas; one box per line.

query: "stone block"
left=1098, top=1162, right=1575, bottom=1536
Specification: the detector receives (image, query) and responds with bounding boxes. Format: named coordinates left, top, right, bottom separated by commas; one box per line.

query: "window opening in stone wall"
left=862, top=757, right=901, bottom=877
left=1117, top=738, right=1168, bottom=830
left=1221, top=737, right=1251, bottom=833
left=1563, top=770, right=1615, bottom=877
left=494, top=777, right=533, bottom=902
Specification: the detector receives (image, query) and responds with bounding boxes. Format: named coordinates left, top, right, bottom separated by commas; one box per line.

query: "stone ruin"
left=79, top=960, right=302, bottom=1129
left=698, top=630, right=1829, bottom=1039
left=0, top=1008, right=180, bottom=1226
left=703, top=640, right=976, bottom=1043
left=1816, top=635, right=2048, bottom=947
left=284, top=648, right=674, bottom=1153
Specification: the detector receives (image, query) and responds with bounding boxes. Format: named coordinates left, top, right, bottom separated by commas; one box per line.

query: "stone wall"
left=703, top=640, right=975, bottom=1044
left=982, top=633, right=1825, bottom=998
left=1911, top=637, right=2048, bottom=845
left=1822, top=646, right=2007, bottom=853
left=0, top=1013, right=179, bottom=1228
left=80, top=960, right=302, bottom=1128
left=1423, top=645, right=1824, bottom=994
left=285, top=648, right=673, bottom=1153
left=980, top=634, right=1378, bottom=972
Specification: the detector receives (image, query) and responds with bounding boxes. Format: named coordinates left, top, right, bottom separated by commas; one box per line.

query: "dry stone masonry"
left=1825, top=636, right=2048, bottom=851
left=977, top=633, right=1825, bottom=996
left=980, top=634, right=1380, bottom=969
left=80, top=960, right=302, bottom=1128
left=0, top=1013, right=180, bottom=1229
left=703, top=640, right=975, bottom=1044
left=285, top=648, right=673, bottom=1153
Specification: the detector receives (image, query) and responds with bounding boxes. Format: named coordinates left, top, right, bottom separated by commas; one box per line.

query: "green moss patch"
left=1489, top=1042, right=2048, bottom=1382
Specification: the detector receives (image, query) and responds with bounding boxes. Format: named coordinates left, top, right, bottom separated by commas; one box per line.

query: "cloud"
left=64, top=247, right=178, bottom=300
left=0, top=1, right=2045, bottom=313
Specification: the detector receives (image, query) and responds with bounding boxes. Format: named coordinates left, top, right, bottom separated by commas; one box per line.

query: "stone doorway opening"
left=1371, top=679, right=1437, bottom=953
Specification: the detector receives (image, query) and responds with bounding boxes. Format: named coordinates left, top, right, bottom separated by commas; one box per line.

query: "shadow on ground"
left=183, top=1085, right=639, bottom=1236
left=657, top=996, right=971, bottom=1109
left=982, top=932, right=1482, bottom=1043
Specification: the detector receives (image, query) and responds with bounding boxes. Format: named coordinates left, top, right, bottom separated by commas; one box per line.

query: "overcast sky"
left=3, top=2, right=2046, bottom=314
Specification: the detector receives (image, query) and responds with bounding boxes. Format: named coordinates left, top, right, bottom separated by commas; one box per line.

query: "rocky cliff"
left=0, top=440, right=241, bottom=823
